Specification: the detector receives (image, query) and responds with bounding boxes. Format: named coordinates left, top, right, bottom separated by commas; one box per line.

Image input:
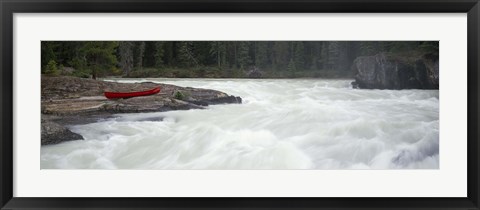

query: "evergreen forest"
left=41, top=41, right=439, bottom=79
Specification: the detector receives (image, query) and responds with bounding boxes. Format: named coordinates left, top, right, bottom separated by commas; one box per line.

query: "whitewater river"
left=41, top=79, right=439, bottom=169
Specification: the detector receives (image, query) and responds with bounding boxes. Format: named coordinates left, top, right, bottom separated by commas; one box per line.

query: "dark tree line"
left=41, top=41, right=438, bottom=78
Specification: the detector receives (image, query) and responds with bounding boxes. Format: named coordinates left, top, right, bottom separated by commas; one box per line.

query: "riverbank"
left=42, top=79, right=439, bottom=169
left=41, top=76, right=242, bottom=145
left=124, top=67, right=354, bottom=79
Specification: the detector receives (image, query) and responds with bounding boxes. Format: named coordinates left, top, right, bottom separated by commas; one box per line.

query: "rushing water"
left=41, top=79, right=439, bottom=169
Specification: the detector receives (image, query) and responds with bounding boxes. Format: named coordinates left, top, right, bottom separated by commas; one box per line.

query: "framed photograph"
left=1, top=0, right=479, bottom=209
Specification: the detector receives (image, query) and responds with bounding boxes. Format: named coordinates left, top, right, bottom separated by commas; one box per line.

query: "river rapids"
left=41, top=79, right=439, bottom=169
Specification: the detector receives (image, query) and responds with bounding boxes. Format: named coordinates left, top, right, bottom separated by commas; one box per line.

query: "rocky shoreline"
left=41, top=76, right=242, bottom=145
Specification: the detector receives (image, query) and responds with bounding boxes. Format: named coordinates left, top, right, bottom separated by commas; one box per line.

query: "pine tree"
left=237, top=41, right=251, bottom=70
left=419, top=41, right=439, bottom=55
left=41, top=42, right=57, bottom=73
left=40, top=40, right=434, bottom=79
left=118, top=41, right=134, bottom=76
left=255, top=42, right=269, bottom=68
left=82, top=41, right=118, bottom=79
left=178, top=41, right=199, bottom=67
left=163, top=42, right=175, bottom=66
left=293, top=42, right=305, bottom=70
left=273, top=42, right=289, bottom=70
left=135, top=41, right=146, bottom=69
left=287, top=59, right=296, bottom=76
left=45, top=60, right=60, bottom=76
left=210, top=42, right=227, bottom=69
left=359, top=42, right=378, bottom=56
left=154, top=42, right=165, bottom=68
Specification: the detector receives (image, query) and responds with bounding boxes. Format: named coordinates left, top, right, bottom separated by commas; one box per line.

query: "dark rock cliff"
left=352, top=53, right=439, bottom=89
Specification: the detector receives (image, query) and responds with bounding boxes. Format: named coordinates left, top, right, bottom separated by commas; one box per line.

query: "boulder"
left=352, top=53, right=439, bottom=89
left=41, top=117, right=83, bottom=145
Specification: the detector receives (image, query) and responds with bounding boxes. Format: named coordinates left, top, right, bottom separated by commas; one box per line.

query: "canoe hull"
left=104, top=87, right=161, bottom=99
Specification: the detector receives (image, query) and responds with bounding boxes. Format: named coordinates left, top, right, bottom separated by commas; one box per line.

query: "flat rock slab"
left=41, top=76, right=242, bottom=145
left=43, top=99, right=107, bottom=114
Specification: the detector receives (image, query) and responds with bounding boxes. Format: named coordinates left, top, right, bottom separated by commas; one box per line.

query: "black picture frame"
left=1, top=0, right=479, bottom=209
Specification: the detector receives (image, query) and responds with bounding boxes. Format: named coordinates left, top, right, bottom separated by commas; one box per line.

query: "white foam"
left=41, top=79, right=439, bottom=169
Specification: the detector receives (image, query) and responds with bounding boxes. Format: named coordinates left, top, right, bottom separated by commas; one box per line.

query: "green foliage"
left=210, top=42, right=227, bottom=69
left=272, top=42, right=289, bottom=68
left=110, top=67, right=122, bottom=76
left=68, top=57, right=86, bottom=70
left=72, top=69, right=92, bottom=78
left=82, top=41, right=119, bottom=79
left=178, top=42, right=199, bottom=67
left=255, top=42, right=269, bottom=68
left=134, top=42, right=146, bottom=69
left=154, top=42, right=166, bottom=68
left=287, top=59, right=296, bottom=77
left=386, top=42, right=417, bottom=53
left=41, top=42, right=57, bottom=73
left=174, top=91, right=185, bottom=100
left=237, top=42, right=251, bottom=69
left=306, top=41, right=322, bottom=70
left=419, top=41, right=439, bottom=56
left=41, top=41, right=439, bottom=79
left=293, top=42, right=305, bottom=70
left=174, top=70, right=193, bottom=78
left=118, top=41, right=134, bottom=76
left=359, top=42, right=378, bottom=55
left=45, top=60, right=60, bottom=76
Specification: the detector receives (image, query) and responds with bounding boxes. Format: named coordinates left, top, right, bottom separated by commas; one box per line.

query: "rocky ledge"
left=41, top=76, right=242, bottom=145
left=352, top=53, right=439, bottom=89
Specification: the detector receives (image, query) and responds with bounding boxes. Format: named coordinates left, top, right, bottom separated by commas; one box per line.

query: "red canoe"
left=104, top=87, right=161, bottom=99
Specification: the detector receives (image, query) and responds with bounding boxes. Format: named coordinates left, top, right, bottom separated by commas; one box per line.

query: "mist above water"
left=41, top=79, right=439, bottom=169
